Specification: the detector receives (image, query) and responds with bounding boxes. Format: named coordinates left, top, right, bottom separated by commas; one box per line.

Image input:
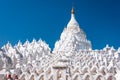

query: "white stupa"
left=53, top=7, right=91, bottom=54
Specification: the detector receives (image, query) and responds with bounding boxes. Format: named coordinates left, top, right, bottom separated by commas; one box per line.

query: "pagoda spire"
left=71, top=6, right=75, bottom=14
left=67, top=6, right=79, bottom=27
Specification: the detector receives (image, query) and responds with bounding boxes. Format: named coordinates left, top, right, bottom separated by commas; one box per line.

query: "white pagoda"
left=53, top=7, right=91, bottom=54
left=0, top=7, right=120, bottom=80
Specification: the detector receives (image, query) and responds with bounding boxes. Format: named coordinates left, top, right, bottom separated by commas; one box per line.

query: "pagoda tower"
left=53, top=7, right=92, bottom=54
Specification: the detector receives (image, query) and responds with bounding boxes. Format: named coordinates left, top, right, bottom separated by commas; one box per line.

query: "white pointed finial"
left=67, top=6, right=79, bottom=27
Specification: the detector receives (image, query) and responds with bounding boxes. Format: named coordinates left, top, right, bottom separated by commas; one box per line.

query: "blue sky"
left=0, top=0, right=120, bottom=50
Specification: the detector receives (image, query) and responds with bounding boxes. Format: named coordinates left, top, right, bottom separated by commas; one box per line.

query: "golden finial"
left=71, top=6, right=75, bottom=14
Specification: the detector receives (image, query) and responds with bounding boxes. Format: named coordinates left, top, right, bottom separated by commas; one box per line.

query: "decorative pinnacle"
left=71, top=6, right=75, bottom=14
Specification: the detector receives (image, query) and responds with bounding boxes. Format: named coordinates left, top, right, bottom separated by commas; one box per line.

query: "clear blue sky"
left=0, top=0, right=120, bottom=50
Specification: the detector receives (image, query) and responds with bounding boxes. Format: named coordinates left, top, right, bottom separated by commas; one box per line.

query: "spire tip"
left=71, top=6, right=75, bottom=14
